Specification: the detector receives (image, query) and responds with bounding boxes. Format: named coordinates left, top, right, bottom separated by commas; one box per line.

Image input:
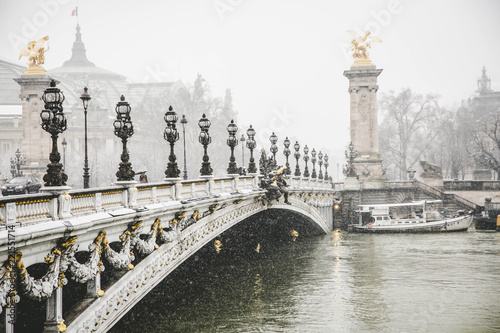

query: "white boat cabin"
left=356, top=201, right=444, bottom=226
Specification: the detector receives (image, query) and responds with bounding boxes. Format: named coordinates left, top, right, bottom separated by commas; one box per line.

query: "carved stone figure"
left=19, top=36, right=50, bottom=73
left=420, top=160, right=442, bottom=178
left=346, top=30, right=381, bottom=63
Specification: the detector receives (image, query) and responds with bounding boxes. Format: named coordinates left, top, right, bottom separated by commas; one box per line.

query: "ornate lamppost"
left=318, top=151, right=324, bottom=180
left=246, top=125, right=257, bottom=174
left=240, top=134, right=246, bottom=168
left=324, top=154, right=329, bottom=180
left=283, top=137, right=291, bottom=175
left=269, top=132, right=278, bottom=162
left=293, top=141, right=301, bottom=176
left=344, top=141, right=358, bottom=178
left=198, top=114, right=213, bottom=176
left=61, top=138, right=67, bottom=171
left=311, top=148, right=317, bottom=179
left=40, top=79, right=68, bottom=187
left=164, top=106, right=180, bottom=178
left=226, top=120, right=239, bottom=174
left=10, top=148, right=26, bottom=178
left=113, top=95, right=135, bottom=181
left=80, top=87, right=91, bottom=188
left=303, top=145, right=310, bottom=177
left=180, top=115, right=188, bottom=180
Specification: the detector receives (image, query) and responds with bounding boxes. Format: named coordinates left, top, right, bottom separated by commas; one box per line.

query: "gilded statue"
left=19, top=36, right=49, bottom=73
left=346, top=30, right=381, bottom=65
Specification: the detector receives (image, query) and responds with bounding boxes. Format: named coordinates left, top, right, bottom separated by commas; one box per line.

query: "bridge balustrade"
left=0, top=175, right=333, bottom=228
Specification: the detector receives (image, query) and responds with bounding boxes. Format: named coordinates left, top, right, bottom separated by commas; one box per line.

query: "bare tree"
left=470, top=112, right=500, bottom=179
left=379, top=88, right=439, bottom=180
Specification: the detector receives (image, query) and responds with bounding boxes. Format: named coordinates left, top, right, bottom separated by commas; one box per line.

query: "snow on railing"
left=0, top=174, right=332, bottom=227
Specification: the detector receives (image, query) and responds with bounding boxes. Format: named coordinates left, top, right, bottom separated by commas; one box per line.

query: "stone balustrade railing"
left=0, top=175, right=332, bottom=228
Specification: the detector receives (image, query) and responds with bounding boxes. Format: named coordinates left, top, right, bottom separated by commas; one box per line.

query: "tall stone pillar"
left=14, top=74, right=53, bottom=178
left=343, top=64, right=385, bottom=189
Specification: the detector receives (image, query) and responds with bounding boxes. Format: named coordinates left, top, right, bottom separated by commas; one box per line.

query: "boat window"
left=384, top=217, right=389, bottom=220
left=377, top=217, right=383, bottom=221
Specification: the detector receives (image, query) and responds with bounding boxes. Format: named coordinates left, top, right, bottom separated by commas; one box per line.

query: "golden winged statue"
left=346, top=30, right=381, bottom=65
left=19, top=36, right=49, bottom=73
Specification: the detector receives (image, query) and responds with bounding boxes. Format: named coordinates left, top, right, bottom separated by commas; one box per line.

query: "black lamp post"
left=113, top=95, right=135, bottom=181
left=61, top=138, right=67, bottom=171
left=293, top=141, right=301, bottom=176
left=80, top=87, right=91, bottom=188
left=164, top=106, right=180, bottom=178
left=246, top=125, right=257, bottom=174
left=10, top=148, right=26, bottom=178
left=269, top=132, right=278, bottom=162
left=303, top=145, right=310, bottom=178
left=240, top=134, right=246, bottom=168
left=318, top=151, right=324, bottom=180
left=198, top=114, right=213, bottom=176
left=40, top=80, right=68, bottom=187
left=344, top=142, right=358, bottom=178
left=311, top=148, right=317, bottom=179
left=283, top=137, right=291, bottom=175
left=324, top=154, right=329, bottom=180
left=226, top=119, right=239, bottom=174
left=180, top=114, right=188, bottom=180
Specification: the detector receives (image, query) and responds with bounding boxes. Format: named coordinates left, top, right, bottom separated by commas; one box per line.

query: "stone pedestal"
left=344, top=177, right=360, bottom=190
left=43, top=287, right=64, bottom=333
left=14, top=74, right=54, bottom=177
left=419, top=175, right=443, bottom=188
left=344, top=64, right=386, bottom=189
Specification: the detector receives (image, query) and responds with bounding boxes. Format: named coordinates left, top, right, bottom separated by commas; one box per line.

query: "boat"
left=348, top=200, right=473, bottom=233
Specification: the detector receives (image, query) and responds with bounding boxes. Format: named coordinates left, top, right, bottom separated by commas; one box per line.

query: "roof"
left=358, top=200, right=442, bottom=208
left=0, top=105, right=22, bottom=116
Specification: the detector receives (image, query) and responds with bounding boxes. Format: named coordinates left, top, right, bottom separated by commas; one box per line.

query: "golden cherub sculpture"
left=19, top=36, right=49, bottom=74
left=347, top=30, right=381, bottom=65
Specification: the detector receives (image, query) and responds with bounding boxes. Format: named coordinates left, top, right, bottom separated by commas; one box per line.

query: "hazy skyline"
left=1, top=0, right=499, bottom=166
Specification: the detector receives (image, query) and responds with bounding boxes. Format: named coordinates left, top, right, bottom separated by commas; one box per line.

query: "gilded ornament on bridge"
left=346, top=30, right=381, bottom=66
left=19, top=36, right=50, bottom=74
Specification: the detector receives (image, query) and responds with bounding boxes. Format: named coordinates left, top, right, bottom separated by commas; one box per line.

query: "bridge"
left=0, top=175, right=335, bottom=333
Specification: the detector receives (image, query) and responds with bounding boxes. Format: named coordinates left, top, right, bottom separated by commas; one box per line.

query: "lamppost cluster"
left=40, top=79, right=68, bottom=187
left=198, top=114, right=213, bottom=176
left=283, top=137, right=291, bottom=175
left=113, top=95, right=135, bottom=181
left=303, top=145, right=310, bottom=178
left=311, top=148, right=317, bottom=179
left=10, top=148, right=26, bottom=178
left=293, top=141, right=301, bottom=176
left=344, top=141, right=358, bottom=178
left=226, top=119, right=239, bottom=174
left=37, top=82, right=333, bottom=188
left=269, top=132, right=278, bottom=161
left=246, top=125, right=257, bottom=174
left=164, top=106, right=180, bottom=179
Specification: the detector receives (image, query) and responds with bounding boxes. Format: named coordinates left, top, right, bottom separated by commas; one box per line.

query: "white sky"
left=1, top=0, right=499, bottom=170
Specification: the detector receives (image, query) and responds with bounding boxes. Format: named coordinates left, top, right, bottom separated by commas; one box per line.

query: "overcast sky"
left=1, top=0, right=499, bottom=169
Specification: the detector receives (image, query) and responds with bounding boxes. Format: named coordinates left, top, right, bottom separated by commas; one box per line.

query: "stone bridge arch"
left=62, top=195, right=331, bottom=332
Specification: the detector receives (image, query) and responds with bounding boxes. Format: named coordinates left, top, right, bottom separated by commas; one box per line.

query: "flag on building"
left=71, top=7, right=78, bottom=16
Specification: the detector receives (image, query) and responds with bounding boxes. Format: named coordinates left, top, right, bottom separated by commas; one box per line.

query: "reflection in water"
left=111, top=229, right=500, bottom=333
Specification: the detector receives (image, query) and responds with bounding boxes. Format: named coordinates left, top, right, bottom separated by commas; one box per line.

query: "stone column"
left=14, top=74, right=54, bottom=178
left=43, top=287, right=63, bottom=333
left=343, top=64, right=385, bottom=189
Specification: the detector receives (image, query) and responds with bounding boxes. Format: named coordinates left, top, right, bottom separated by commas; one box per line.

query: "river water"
left=111, top=228, right=500, bottom=333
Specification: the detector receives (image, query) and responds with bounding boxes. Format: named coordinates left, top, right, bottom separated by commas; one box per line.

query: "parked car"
left=1, top=177, right=42, bottom=196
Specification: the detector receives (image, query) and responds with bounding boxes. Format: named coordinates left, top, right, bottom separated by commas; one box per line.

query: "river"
left=110, top=228, right=500, bottom=333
